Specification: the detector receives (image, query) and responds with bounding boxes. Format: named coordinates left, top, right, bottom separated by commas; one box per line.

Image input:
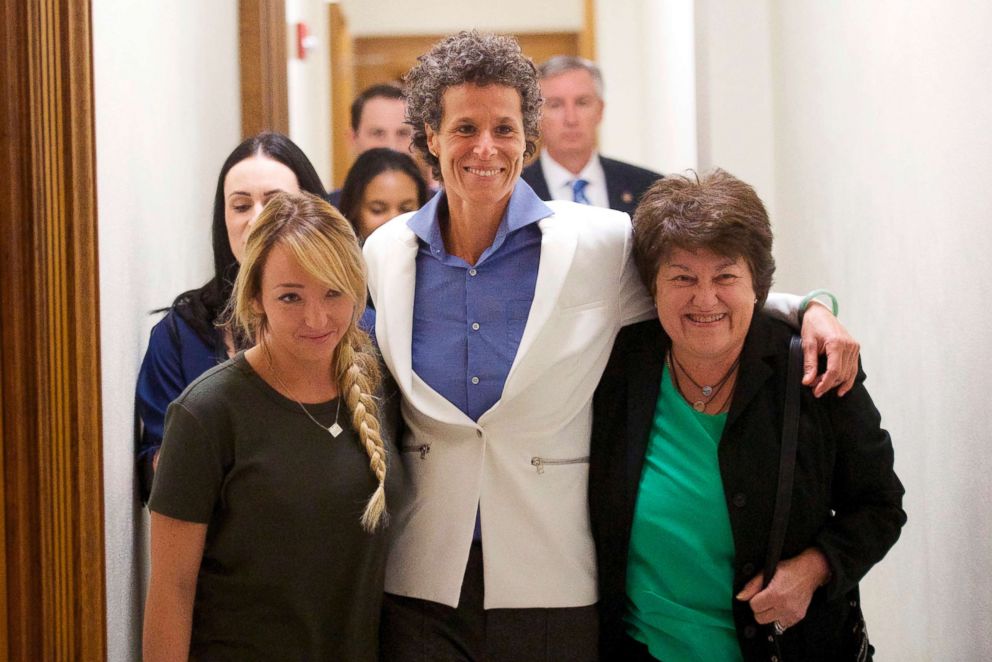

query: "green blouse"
left=624, top=364, right=742, bottom=661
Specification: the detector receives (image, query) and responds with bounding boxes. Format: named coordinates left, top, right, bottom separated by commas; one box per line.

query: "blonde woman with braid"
left=143, top=191, right=396, bottom=662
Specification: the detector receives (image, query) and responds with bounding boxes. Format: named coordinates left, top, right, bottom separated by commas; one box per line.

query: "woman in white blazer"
left=364, top=31, right=860, bottom=662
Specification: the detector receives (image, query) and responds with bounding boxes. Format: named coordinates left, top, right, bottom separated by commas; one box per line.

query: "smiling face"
left=253, top=242, right=356, bottom=369
left=539, top=68, right=604, bottom=167
left=358, top=170, right=421, bottom=239
left=224, top=156, right=300, bottom=262
left=425, top=83, right=526, bottom=211
left=654, top=246, right=756, bottom=364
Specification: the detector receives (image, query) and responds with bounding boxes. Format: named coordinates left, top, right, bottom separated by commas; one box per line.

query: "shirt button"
left=471, top=376, right=480, bottom=385
left=471, top=322, right=480, bottom=331
left=469, top=268, right=478, bottom=276
left=732, top=493, right=747, bottom=508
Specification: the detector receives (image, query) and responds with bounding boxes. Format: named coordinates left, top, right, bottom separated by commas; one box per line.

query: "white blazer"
left=364, top=201, right=654, bottom=609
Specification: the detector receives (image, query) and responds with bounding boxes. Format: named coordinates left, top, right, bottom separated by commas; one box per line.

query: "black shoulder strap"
left=763, top=334, right=804, bottom=588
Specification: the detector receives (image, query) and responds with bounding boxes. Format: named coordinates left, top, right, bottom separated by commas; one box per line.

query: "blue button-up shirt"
left=408, top=180, right=552, bottom=422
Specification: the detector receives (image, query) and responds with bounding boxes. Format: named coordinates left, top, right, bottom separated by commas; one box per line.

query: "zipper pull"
left=531, top=457, right=544, bottom=474
left=419, top=444, right=430, bottom=459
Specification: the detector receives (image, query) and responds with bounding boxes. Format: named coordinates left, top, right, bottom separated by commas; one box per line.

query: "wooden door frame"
left=0, top=0, right=106, bottom=659
left=239, top=0, right=289, bottom=137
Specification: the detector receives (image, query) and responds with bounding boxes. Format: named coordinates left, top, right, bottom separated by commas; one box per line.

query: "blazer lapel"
left=498, top=213, right=578, bottom=401
left=601, top=157, right=634, bottom=215
left=726, top=314, right=776, bottom=432
left=624, top=323, right=668, bottom=515
left=372, top=226, right=418, bottom=394
left=522, top=161, right=553, bottom=201
left=373, top=223, right=477, bottom=427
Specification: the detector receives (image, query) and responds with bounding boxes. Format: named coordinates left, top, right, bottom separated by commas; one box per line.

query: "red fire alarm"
left=296, top=22, right=318, bottom=60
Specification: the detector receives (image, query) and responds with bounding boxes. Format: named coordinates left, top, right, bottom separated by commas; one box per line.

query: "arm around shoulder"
left=763, top=292, right=860, bottom=396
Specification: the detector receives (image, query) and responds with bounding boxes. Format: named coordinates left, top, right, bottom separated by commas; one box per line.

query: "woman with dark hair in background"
left=134, top=132, right=326, bottom=500
left=143, top=192, right=393, bottom=661
left=337, top=147, right=429, bottom=242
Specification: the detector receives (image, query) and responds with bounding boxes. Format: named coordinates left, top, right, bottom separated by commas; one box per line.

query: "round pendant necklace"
left=668, top=350, right=741, bottom=412
left=265, top=351, right=343, bottom=437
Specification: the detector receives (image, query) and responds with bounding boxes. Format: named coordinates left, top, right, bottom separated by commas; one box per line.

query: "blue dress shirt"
left=408, top=181, right=553, bottom=422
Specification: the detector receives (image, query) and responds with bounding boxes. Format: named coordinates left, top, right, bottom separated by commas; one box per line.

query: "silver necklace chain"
left=668, top=350, right=740, bottom=413
left=265, top=350, right=343, bottom=438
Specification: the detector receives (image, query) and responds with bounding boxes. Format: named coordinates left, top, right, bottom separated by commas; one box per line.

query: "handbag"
left=762, top=335, right=872, bottom=662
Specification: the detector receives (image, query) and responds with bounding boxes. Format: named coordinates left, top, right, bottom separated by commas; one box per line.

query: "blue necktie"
left=571, top=178, right=591, bottom=205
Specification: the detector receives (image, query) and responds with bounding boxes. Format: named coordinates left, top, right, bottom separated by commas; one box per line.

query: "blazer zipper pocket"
left=530, top=455, right=590, bottom=474
left=400, top=443, right=431, bottom=459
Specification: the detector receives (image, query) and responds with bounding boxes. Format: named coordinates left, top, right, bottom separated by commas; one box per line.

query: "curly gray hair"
left=404, top=31, right=543, bottom=181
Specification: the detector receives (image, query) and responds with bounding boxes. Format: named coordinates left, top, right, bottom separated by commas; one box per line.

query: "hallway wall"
left=699, top=1, right=992, bottom=658
left=90, top=2, right=991, bottom=660
left=93, top=2, right=241, bottom=659
left=287, top=0, right=333, bottom=185
left=596, top=0, right=698, bottom=175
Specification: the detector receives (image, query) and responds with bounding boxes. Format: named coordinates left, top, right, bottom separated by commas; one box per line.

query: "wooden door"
left=0, top=0, right=106, bottom=659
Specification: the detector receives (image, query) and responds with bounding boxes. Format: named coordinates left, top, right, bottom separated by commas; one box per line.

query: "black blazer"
left=521, top=155, right=662, bottom=216
left=589, top=314, right=905, bottom=661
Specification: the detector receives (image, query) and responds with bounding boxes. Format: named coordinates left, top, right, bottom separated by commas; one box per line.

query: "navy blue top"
left=135, top=310, right=224, bottom=500
left=407, top=181, right=552, bottom=421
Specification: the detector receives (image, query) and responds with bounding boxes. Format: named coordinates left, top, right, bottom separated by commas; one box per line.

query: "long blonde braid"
left=228, top=191, right=389, bottom=532
left=335, top=325, right=388, bottom=532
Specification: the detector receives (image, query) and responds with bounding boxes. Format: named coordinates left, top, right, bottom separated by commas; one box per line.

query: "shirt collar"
left=540, top=149, right=603, bottom=191
left=407, top=180, right=552, bottom=262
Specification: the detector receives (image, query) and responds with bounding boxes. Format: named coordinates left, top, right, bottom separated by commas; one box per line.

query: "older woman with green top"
left=589, top=170, right=905, bottom=661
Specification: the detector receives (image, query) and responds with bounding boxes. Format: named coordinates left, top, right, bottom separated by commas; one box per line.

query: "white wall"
left=770, top=3, right=992, bottom=658
left=287, top=0, right=333, bottom=186
left=92, top=2, right=241, bottom=660
left=694, top=0, right=776, bottom=215
left=700, top=1, right=992, bottom=659
left=595, top=0, right=697, bottom=174
left=89, top=2, right=992, bottom=659
left=339, top=0, right=581, bottom=36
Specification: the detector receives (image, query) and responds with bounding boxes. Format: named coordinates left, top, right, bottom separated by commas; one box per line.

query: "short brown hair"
left=632, top=169, right=775, bottom=304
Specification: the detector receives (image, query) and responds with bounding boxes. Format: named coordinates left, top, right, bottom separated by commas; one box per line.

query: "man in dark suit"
left=328, top=83, right=414, bottom=207
left=522, top=56, right=662, bottom=216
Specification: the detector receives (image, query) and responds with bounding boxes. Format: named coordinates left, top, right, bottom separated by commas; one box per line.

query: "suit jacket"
left=521, top=154, right=662, bottom=215
left=363, top=200, right=654, bottom=609
left=589, top=315, right=905, bottom=661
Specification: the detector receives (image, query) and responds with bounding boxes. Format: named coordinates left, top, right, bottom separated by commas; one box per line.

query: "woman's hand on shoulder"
left=799, top=303, right=860, bottom=397
left=736, top=547, right=832, bottom=631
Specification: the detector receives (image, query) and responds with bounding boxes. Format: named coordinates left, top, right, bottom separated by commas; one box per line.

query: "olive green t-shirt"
left=149, top=352, right=393, bottom=662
